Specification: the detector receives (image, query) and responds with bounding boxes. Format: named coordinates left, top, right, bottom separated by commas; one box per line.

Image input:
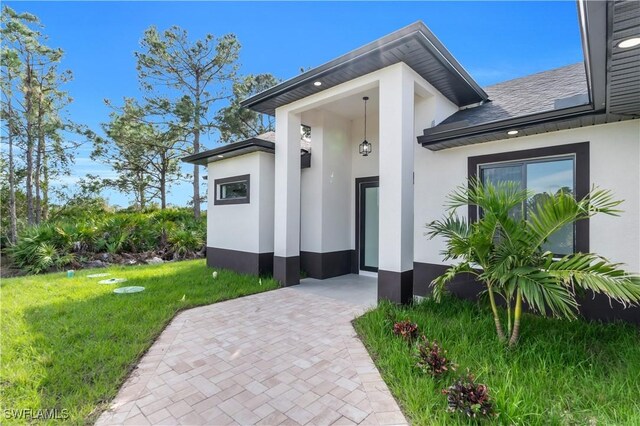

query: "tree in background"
left=93, top=99, right=186, bottom=210
left=135, top=26, right=240, bottom=218
left=1, top=46, right=21, bottom=243
left=215, top=73, right=279, bottom=143
left=1, top=6, right=77, bottom=232
left=32, top=51, right=73, bottom=223
left=50, top=174, right=109, bottom=221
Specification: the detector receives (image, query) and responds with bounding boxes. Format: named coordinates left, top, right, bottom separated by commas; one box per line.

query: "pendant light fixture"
left=359, top=96, right=372, bottom=157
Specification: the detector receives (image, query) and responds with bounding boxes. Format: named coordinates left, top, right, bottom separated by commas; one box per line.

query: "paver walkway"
left=97, top=286, right=407, bottom=425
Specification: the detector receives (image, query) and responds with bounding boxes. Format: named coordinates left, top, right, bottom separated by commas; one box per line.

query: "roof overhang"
left=578, top=0, right=607, bottom=111
left=419, top=0, right=640, bottom=151
left=181, top=138, right=275, bottom=166
left=605, top=0, right=640, bottom=116
left=420, top=108, right=634, bottom=151
left=241, top=21, right=489, bottom=116
left=181, top=136, right=312, bottom=169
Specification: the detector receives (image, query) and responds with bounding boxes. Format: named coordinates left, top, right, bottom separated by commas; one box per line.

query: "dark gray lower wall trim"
left=274, top=256, right=300, bottom=286
left=577, top=294, right=640, bottom=324
left=300, top=250, right=353, bottom=279
left=350, top=250, right=359, bottom=274
left=413, top=262, right=481, bottom=299
left=206, top=247, right=273, bottom=276
left=258, top=252, right=275, bottom=276
left=413, top=261, right=640, bottom=325
left=378, top=269, right=413, bottom=304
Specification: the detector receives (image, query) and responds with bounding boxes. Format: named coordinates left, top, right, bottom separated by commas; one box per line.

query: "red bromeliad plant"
left=415, top=335, right=456, bottom=377
left=392, top=320, right=419, bottom=342
left=443, top=372, right=494, bottom=419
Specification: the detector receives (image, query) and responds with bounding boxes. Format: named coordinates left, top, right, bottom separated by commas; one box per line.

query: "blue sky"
left=6, top=1, right=583, bottom=208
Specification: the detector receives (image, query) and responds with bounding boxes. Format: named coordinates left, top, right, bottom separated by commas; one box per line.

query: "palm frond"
left=426, top=214, right=470, bottom=241
left=426, top=215, right=472, bottom=260
left=430, top=262, right=476, bottom=302
left=504, top=267, right=579, bottom=320
left=547, top=254, right=640, bottom=307
left=581, top=188, right=624, bottom=216
left=527, top=188, right=623, bottom=253
left=527, top=191, right=581, bottom=253
left=446, top=177, right=530, bottom=215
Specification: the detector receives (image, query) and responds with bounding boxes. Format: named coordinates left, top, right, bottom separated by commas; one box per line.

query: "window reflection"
left=480, top=157, right=575, bottom=255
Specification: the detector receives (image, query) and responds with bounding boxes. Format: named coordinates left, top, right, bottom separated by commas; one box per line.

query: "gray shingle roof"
left=255, top=131, right=275, bottom=143
left=438, top=63, right=589, bottom=128
left=254, top=131, right=311, bottom=151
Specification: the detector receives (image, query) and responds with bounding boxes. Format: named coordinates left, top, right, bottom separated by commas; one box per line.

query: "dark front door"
left=356, top=177, right=379, bottom=272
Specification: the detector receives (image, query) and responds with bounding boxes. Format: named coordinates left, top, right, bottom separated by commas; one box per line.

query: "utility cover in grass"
left=87, top=273, right=111, bottom=278
left=113, top=286, right=145, bottom=294
left=98, top=278, right=127, bottom=285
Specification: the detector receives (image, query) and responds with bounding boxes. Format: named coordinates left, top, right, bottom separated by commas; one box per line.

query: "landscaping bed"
left=2, top=208, right=206, bottom=277
left=354, top=297, right=640, bottom=425
left=0, top=260, right=278, bottom=424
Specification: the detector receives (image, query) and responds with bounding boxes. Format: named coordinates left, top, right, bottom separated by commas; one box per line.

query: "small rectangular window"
left=479, top=156, right=575, bottom=255
left=214, top=174, right=250, bottom=205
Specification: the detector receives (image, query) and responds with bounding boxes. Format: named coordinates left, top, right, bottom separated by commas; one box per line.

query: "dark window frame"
left=214, top=174, right=250, bottom=205
left=467, top=142, right=590, bottom=253
left=355, top=176, right=379, bottom=273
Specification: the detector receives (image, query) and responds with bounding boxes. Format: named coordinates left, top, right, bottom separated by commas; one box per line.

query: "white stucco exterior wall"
left=207, top=151, right=274, bottom=254
left=258, top=152, right=275, bottom=253
left=414, top=119, right=640, bottom=273
left=320, top=111, right=353, bottom=253
left=300, top=110, right=353, bottom=253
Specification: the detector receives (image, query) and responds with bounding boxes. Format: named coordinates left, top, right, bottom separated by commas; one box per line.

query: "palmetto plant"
left=168, top=227, right=205, bottom=259
left=9, top=225, right=75, bottom=274
left=7, top=207, right=207, bottom=274
left=427, top=178, right=640, bottom=347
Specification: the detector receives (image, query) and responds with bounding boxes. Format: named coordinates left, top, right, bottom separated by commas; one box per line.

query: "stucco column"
left=273, top=108, right=302, bottom=285
left=377, top=64, right=415, bottom=303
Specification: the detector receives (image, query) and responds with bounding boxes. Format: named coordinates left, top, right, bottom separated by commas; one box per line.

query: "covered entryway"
left=270, top=63, right=426, bottom=304
left=296, top=274, right=377, bottom=307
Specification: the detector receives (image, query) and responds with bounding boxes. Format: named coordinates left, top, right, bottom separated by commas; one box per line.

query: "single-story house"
left=184, top=0, right=640, bottom=322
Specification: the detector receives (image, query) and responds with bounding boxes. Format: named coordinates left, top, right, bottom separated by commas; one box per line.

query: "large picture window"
left=480, top=157, right=575, bottom=255
left=214, top=174, right=250, bottom=205
left=468, top=142, right=590, bottom=254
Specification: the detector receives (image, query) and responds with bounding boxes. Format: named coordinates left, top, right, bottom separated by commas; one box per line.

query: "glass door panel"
left=360, top=183, right=379, bottom=272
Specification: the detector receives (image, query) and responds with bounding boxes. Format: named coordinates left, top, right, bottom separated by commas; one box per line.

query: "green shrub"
left=168, top=227, right=205, bottom=259
left=9, top=225, right=75, bottom=274
left=8, top=208, right=206, bottom=274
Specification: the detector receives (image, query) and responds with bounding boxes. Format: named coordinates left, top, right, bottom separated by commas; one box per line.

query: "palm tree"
left=427, top=178, right=640, bottom=347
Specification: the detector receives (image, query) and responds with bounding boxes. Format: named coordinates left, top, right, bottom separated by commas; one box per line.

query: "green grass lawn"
left=0, top=260, right=278, bottom=424
left=354, top=297, right=640, bottom=425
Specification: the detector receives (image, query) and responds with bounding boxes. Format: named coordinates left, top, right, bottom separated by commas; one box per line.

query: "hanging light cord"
left=363, top=96, right=368, bottom=140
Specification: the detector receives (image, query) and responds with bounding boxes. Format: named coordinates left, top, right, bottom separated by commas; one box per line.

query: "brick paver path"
left=97, top=288, right=407, bottom=425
